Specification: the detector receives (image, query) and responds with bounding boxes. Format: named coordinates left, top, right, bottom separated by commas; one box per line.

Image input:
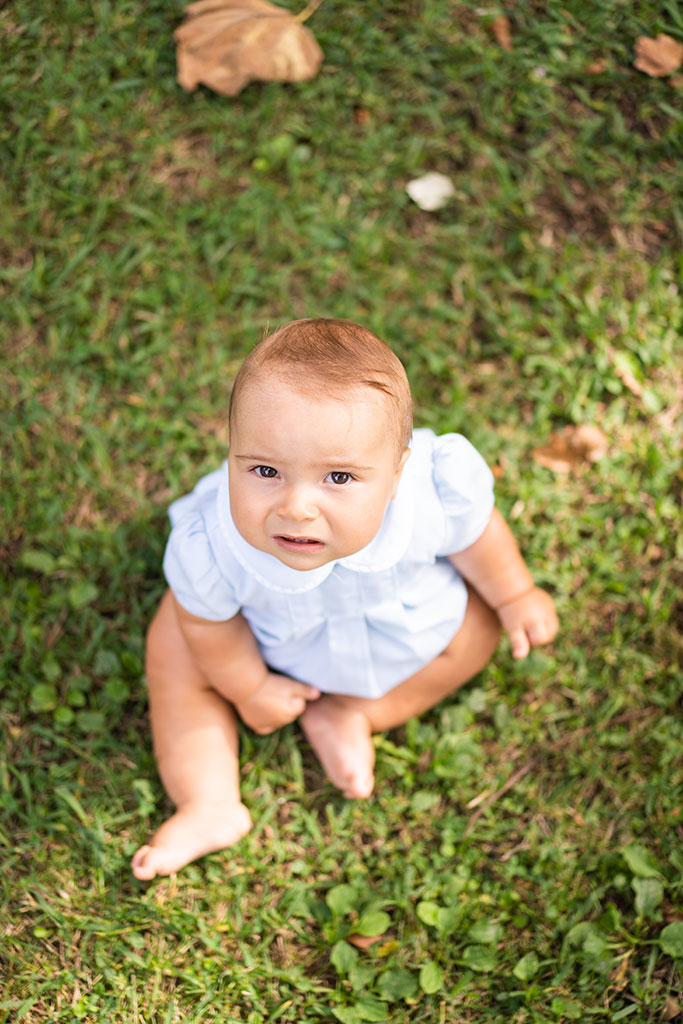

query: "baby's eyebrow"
left=233, top=453, right=375, bottom=472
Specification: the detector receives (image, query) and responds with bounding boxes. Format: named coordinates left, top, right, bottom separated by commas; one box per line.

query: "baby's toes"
left=132, top=845, right=161, bottom=880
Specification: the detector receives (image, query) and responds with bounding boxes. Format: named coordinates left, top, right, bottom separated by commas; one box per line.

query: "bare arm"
left=449, top=508, right=558, bottom=658
left=172, top=594, right=269, bottom=702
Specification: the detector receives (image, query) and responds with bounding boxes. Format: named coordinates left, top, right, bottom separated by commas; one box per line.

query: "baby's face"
left=228, top=379, right=409, bottom=571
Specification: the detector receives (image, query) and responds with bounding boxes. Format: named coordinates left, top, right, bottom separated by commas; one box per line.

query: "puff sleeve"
left=432, top=433, right=495, bottom=556
left=162, top=480, right=241, bottom=622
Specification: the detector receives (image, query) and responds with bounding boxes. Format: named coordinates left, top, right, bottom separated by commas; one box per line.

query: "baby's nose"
left=277, top=485, right=318, bottom=521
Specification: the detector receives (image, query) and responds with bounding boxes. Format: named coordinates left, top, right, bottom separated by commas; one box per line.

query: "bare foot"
left=235, top=672, right=320, bottom=735
left=131, top=800, right=252, bottom=880
left=301, top=698, right=375, bottom=798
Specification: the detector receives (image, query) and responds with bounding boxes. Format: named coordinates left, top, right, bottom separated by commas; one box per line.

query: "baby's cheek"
left=349, top=508, right=383, bottom=546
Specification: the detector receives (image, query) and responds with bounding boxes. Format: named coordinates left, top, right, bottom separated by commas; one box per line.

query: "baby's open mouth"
left=278, top=535, right=321, bottom=544
left=275, top=535, right=324, bottom=549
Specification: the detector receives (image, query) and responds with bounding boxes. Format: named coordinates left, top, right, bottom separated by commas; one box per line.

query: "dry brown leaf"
left=662, top=997, right=681, bottom=1021
left=532, top=424, right=608, bottom=474
left=491, top=14, right=513, bottom=52
left=348, top=933, right=384, bottom=950
left=634, top=33, right=683, bottom=77
left=175, top=0, right=324, bottom=96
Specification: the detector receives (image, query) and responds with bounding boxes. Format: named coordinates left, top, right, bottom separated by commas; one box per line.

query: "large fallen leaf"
left=175, top=0, right=324, bottom=96
left=634, top=34, right=683, bottom=77
left=533, top=424, right=608, bottom=474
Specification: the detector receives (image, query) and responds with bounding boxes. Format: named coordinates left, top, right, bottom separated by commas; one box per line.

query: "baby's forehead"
left=233, top=375, right=402, bottom=446
left=239, top=374, right=387, bottom=412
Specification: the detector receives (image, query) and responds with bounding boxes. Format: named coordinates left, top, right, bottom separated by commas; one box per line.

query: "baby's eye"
left=327, top=471, right=352, bottom=486
left=253, top=465, right=278, bottom=478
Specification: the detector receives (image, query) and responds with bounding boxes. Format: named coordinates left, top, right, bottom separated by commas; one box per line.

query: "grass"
left=2, top=0, right=683, bottom=1020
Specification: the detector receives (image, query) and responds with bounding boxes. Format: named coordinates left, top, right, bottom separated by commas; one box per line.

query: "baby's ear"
left=391, top=447, right=411, bottom=499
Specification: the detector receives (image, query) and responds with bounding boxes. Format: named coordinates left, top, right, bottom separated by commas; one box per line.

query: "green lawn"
left=2, top=1, right=682, bottom=1020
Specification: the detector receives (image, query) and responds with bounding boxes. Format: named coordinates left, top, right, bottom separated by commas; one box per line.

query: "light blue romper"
left=163, top=429, right=494, bottom=699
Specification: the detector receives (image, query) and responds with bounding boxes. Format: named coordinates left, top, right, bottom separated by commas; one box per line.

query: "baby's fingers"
left=527, top=621, right=556, bottom=647
left=287, top=688, right=320, bottom=723
left=288, top=682, right=321, bottom=710
left=527, top=607, right=559, bottom=648
left=508, top=628, right=530, bottom=660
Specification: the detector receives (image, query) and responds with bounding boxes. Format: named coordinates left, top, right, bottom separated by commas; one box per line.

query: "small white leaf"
left=405, top=172, right=455, bottom=211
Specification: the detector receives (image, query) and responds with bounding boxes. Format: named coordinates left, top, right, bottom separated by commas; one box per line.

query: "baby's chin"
left=270, top=537, right=337, bottom=571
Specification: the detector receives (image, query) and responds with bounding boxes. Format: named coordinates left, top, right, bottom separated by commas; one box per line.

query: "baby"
left=132, top=317, right=558, bottom=880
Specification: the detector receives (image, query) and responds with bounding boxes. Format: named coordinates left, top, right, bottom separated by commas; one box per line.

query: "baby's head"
left=229, top=317, right=413, bottom=458
left=227, top=319, right=414, bottom=569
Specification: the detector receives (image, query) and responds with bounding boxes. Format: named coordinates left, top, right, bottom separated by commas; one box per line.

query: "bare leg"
left=132, top=592, right=252, bottom=880
left=301, top=587, right=501, bottom=798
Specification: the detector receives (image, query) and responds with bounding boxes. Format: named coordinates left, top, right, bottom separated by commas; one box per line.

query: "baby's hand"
left=235, top=672, right=320, bottom=735
left=496, top=587, right=558, bottom=660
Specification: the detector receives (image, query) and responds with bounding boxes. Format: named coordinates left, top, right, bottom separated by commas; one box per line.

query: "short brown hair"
left=229, top=318, right=413, bottom=452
